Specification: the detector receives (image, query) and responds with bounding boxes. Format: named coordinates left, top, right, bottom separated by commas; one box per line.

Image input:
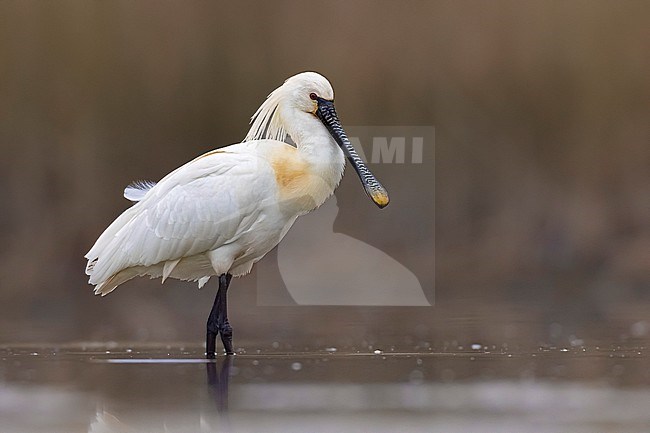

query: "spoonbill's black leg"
left=206, top=273, right=234, bottom=358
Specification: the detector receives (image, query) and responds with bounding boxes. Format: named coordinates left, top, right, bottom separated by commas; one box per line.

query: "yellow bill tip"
left=371, top=190, right=390, bottom=209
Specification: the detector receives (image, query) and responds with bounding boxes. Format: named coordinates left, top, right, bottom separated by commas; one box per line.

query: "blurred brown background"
left=0, top=1, right=648, bottom=348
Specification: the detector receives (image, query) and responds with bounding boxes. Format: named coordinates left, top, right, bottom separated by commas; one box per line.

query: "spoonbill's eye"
left=309, top=92, right=318, bottom=100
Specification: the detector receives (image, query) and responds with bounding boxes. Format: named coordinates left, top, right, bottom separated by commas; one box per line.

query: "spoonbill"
left=85, top=72, right=389, bottom=358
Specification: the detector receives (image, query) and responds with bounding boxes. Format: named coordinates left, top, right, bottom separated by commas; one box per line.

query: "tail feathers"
left=85, top=205, right=140, bottom=261
left=87, top=237, right=132, bottom=286
left=89, top=255, right=217, bottom=295
left=93, top=267, right=141, bottom=296
left=85, top=258, right=97, bottom=275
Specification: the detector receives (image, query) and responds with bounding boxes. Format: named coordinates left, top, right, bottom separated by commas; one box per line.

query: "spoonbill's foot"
left=220, top=321, right=234, bottom=355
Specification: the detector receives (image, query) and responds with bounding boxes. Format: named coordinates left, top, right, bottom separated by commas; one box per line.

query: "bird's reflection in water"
left=90, top=357, right=235, bottom=433
left=206, top=356, right=234, bottom=430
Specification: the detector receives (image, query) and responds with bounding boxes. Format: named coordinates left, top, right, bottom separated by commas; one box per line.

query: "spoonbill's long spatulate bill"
left=315, top=96, right=389, bottom=208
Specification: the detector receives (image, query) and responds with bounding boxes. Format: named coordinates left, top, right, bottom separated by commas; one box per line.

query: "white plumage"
left=85, top=72, right=359, bottom=296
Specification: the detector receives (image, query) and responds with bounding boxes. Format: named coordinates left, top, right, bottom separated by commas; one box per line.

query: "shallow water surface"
left=1, top=343, right=650, bottom=432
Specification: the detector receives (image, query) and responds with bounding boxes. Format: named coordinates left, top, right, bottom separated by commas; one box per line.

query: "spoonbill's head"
left=245, top=72, right=390, bottom=209
left=281, top=71, right=335, bottom=114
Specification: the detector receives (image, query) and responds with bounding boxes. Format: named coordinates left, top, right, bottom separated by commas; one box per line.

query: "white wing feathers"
left=124, top=180, right=157, bottom=202
left=162, top=258, right=180, bottom=283
left=85, top=146, right=271, bottom=294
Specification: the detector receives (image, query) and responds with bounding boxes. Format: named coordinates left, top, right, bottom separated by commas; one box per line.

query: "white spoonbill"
left=85, top=72, right=389, bottom=357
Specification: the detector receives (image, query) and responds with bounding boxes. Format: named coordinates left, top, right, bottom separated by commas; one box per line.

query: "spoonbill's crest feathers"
left=244, top=72, right=334, bottom=143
